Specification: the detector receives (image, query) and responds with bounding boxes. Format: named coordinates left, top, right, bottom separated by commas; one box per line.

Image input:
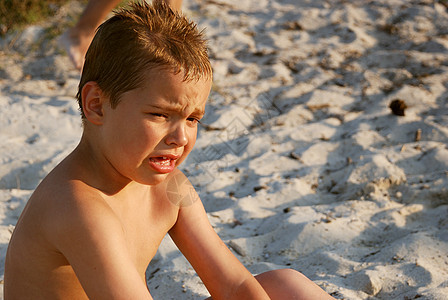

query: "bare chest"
left=109, top=195, right=179, bottom=274
left=121, top=214, right=172, bottom=273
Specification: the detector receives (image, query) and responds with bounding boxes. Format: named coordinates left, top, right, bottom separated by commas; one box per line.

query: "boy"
left=4, top=1, right=334, bottom=299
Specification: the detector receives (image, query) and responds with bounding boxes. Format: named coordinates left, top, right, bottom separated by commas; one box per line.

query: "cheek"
left=182, top=129, right=197, bottom=155
left=114, top=124, right=154, bottom=155
left=187, top=128, right=198, bottom=146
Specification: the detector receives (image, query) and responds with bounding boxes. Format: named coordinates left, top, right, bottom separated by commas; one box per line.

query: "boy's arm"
left=168, top=173, right=270, bottom=300
left=45, top=190, right=153, bottom=300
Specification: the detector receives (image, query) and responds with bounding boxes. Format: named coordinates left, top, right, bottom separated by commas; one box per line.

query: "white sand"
left=1, top=0, right=448, bottom=299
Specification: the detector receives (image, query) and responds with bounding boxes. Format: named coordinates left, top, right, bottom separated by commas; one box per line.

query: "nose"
left=165, top=122, right=188, bottom=147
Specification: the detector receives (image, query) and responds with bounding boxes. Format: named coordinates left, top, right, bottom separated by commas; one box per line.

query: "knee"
left=255, top=268, right=307, bottom=291
left=258, top=268, right=305, bottom=281
left=276, top=268, right=303, bottom=277
left=255, top=269, right=333, bottom=299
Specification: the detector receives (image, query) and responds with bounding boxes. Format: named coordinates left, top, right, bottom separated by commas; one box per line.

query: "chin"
left=139, top=173, right=170, bottom=186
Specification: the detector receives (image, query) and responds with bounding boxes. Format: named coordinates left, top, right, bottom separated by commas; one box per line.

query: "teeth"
left=151, top=157, right=171, bottom=166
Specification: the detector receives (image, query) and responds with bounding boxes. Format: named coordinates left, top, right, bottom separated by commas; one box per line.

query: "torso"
left=4, top=160, right=180, bottom=299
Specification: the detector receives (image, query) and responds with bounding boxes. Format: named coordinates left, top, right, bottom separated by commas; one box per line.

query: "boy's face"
left=99, top=68, right=212, bottom=186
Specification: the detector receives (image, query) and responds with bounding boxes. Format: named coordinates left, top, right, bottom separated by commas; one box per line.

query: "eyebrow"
left=146, top=104, right=205, bottom=117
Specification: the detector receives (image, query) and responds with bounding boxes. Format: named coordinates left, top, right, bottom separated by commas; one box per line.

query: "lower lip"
left=148, top=158, right=176, bottom=173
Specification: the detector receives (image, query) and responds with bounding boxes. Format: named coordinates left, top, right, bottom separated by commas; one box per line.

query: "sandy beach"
left=1, top=0, right=448, bottom=298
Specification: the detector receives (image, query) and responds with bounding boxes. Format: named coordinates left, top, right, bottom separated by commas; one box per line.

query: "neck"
left=71, top=133, right=133, bottom=196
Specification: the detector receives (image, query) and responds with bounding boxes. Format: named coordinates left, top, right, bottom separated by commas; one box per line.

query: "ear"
left=81, top=81, right=106, bottom=125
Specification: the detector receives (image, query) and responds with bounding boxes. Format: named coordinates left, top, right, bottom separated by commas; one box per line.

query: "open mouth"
left=148, top=155, right=179, bottom=173
left=150, top=156, right=172, bottom=166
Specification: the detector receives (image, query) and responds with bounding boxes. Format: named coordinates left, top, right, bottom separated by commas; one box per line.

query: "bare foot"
left=58, top=29, right=93, bottom=71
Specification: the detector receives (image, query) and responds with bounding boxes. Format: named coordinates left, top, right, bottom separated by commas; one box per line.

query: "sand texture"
left=1, top=0, right=448, bottom=299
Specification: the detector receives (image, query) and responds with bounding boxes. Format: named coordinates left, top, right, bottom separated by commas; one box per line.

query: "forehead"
left=124, top=69, right=211, bottom=117
left=138, top=68, right=211, bottom=109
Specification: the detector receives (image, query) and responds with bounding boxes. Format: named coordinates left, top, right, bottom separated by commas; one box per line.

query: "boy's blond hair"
left=76, top=0, right=212, bottom=118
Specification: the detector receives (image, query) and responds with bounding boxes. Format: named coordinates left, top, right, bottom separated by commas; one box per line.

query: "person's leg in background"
left=60, top=0, right=183, bottom=70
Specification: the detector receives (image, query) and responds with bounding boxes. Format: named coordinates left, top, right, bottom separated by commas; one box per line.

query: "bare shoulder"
left=160, top=168, right=200, bottom=208
left=18, top=165, right=120, bottom=249
left=5, top=170, right=124, bottom=299
left=44, top=179, right=120, bottom=243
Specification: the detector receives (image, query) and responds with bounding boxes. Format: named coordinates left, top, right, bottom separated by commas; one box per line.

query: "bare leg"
left=254, top=269, right=335, bottom=300
left=59, top=0, right=122, bottom=70
left=205, top=269, right=334, bottom=299
left=59, top=0, right=183, bottom=70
